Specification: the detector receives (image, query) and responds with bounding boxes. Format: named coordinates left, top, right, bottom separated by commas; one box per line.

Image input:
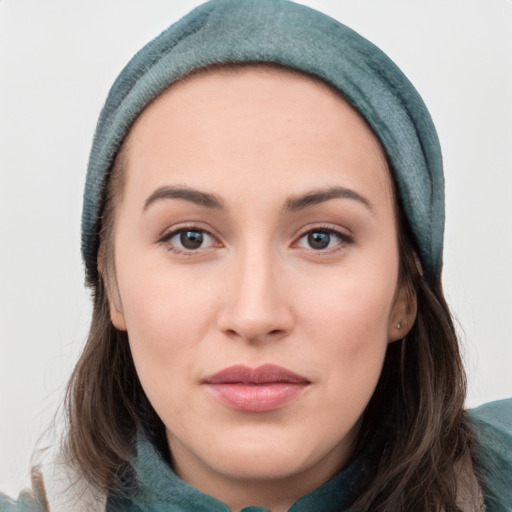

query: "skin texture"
left=108, top=67, right=416, bottom=512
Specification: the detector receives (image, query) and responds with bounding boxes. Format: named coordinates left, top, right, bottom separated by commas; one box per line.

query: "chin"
left=210, top=445, right=317, bottom=482
left=186, top=421, right=351, bottom=483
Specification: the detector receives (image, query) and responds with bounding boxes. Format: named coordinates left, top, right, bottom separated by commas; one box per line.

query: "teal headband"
left=82, top=0, right=444, bottom=285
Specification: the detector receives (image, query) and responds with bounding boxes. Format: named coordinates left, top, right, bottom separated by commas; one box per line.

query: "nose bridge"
left=219, top=241, right=293, bottom=342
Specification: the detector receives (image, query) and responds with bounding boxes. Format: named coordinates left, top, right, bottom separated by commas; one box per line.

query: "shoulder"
left=0, top=469, right=48, bottom=512
left=467, top=398, right=512, bottom=512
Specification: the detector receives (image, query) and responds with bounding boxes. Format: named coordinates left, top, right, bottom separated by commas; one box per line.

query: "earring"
left=397, top=322, right=402, bottom=330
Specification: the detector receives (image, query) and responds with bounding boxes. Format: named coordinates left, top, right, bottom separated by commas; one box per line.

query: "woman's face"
left=109, top=67, right=413, bottom=502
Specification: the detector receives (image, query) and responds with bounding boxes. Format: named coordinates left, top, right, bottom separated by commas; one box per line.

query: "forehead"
left=128, top=64, right=385, bottom=150
left=121, top=64, right=393, bottom=207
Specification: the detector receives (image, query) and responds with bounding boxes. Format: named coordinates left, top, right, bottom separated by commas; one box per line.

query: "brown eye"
left=179, top=230, right=204, bottom=249
left=296, top=228, right=352, bottom=251
left=307, top=231, right=331, bottom=250
left=161, top=228, right=218, bottom=253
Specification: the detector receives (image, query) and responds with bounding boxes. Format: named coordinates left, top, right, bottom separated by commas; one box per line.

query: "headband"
left=82, top=0, right=444, bottom=284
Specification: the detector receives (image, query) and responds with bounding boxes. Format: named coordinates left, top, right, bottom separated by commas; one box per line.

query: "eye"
left=296, top=228, right=351, bottom=251
left=160, top=228, right=218, bottom=253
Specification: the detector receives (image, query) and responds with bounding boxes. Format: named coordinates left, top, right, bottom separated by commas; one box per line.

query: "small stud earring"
left=397, top=322, right=402, bottom=330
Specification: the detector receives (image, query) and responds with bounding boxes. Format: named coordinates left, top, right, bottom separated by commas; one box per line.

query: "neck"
left=168, top=434, right=355, bottom=511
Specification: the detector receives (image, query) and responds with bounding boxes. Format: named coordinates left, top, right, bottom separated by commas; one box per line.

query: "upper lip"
left=204, top=364, right=310, bottom=385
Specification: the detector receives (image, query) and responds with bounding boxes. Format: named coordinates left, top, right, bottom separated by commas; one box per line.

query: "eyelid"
left=292, top=224, right=354, bottom=251
left=157, top=223, right=222, bottom=254
left=155, top=222, right=353, bottom=255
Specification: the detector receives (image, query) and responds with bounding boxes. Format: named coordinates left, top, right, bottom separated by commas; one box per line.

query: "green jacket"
left=1, top=399, right=511, bottom=512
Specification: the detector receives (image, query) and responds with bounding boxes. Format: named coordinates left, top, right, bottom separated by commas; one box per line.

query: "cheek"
left=295, top=264, right=396, bottom=401
left=297, top=261, right=396, bottom=345
left=114, top=257, right=220, bottom=400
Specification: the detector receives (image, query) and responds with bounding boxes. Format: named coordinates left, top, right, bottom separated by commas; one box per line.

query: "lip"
left=203, top=364, right=310, bottom=412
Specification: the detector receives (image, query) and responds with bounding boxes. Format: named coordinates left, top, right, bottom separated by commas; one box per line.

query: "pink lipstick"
left=203, top=364, right=310, bottom=412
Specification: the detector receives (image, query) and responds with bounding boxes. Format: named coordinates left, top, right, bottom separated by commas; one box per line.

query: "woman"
left=1, top=1, right=510, bottom=511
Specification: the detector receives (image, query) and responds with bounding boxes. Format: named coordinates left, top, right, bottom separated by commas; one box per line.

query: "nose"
left=217, top=248, right=295, bottom=344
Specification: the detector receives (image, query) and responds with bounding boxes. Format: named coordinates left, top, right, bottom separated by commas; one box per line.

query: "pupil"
left=180, top=230, right=203, bottom=249
left=308, top=231, right=330, bottom=249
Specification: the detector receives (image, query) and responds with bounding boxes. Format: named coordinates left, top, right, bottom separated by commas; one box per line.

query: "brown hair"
left=348, top=210, right=475, bottom=511
left=65, top=66, right=478, bottom=511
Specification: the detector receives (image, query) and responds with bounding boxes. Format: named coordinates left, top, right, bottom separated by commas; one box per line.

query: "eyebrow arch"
left=284, top=186, right=373, bottom=212
left=143, top=185, right=224, bottom=211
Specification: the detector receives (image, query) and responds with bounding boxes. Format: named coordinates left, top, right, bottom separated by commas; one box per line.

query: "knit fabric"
left=1, top=400, right=511, bottom=511
left=467, top=399, right=512, bottom=512
left=81, top=0, right=444, bottom=285
left=106, top=432, right=367, bottom=512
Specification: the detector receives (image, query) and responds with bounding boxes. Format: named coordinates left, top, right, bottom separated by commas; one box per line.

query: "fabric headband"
left=81, top=0, right=444, bottom=285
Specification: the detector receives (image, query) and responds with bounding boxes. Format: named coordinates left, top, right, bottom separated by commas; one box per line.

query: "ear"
left=98, top=245, right=127, bottom=331
left=388, top=281, right=417, bottom=343
left=109, top=298, right=127, bottom=331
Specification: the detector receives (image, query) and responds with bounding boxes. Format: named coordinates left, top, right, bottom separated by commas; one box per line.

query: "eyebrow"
left=143, top=186, right=224, bottom=211
left=143, top=184, right=372, bottom=213
left=284, top=186, right=373, bottom=212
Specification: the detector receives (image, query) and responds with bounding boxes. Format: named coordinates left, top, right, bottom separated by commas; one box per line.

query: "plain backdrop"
left=1, top=0, right=511, bottom=498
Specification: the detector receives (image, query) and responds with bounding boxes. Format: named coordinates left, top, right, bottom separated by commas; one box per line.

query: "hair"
left=65, top=64, right=479, bottom=512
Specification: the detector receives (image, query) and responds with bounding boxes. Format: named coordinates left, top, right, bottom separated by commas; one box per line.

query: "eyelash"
left=158, top=224, right=220, bottom=255
left=294, top=225, right=354, bottom=253
left=157, top=224, right=353, bottom=255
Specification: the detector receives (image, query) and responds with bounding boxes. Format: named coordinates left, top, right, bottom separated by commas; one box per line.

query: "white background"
left=1, top=0, right=511, bottom=498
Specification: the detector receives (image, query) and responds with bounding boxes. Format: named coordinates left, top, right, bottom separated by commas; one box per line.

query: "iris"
left=308, top=231, right=331, bottom=250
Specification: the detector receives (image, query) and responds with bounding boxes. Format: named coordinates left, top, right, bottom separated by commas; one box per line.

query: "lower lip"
left=205, top=383, right=308, bottom=412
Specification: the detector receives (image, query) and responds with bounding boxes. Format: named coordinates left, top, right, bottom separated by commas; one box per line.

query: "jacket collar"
left=107, top=431, right=367, bottom=512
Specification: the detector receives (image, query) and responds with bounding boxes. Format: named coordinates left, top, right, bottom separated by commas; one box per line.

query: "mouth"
left=203, top=364, right=310, bottom=412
